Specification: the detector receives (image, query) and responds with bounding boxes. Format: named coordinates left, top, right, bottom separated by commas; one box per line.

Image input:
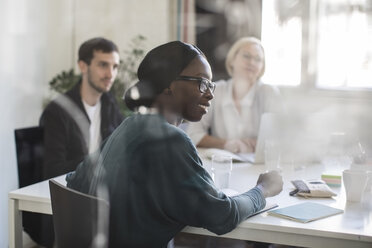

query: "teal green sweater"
left=67, top=113, right=265, bottom=248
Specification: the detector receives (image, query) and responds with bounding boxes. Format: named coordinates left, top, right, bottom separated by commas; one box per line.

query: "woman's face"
left=169, top=56, right=213, bottom=122
left=231, top=43, right=264, bottom=82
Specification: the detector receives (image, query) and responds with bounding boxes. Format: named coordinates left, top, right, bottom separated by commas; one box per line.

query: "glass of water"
left=211, top=154, right=233, bottom=189
left=264, top=140, right=281, bottom=172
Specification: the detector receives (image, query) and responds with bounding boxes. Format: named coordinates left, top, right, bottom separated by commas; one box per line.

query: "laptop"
left=199, top=113, right=276, bottom=164
left=233, top=112, right=278, bottom=164
left=252, top=112, right=340, bottom=164
left=201, top=112, right=329, bottom=164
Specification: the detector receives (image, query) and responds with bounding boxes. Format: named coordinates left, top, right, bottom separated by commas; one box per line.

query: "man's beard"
left=88, top=77, right=105, bottom=93
left=87, top=69, right=110, bottom=94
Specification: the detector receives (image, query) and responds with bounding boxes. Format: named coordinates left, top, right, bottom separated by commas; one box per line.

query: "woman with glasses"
left=187, top=37, right=283, bottom=154
left=66, top=41, right=283, bottom=248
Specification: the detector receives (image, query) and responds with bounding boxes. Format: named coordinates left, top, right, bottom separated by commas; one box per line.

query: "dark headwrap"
left=124, top=41, right=204, bottom=111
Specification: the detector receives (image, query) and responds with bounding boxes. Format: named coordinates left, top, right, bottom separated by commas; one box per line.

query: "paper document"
left=199, top=148, right=255, bottom=163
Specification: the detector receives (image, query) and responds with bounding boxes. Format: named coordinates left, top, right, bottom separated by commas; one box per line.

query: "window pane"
left=261, top=0, right=302, bottom=86
left=316, top=0, right=372, bottom=89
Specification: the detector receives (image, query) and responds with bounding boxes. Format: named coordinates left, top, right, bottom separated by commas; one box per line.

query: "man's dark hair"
left=78, top=37, right=119, bottom=65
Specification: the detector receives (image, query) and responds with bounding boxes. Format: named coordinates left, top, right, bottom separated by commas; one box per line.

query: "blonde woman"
left=187, top=37, right=283, bottom=153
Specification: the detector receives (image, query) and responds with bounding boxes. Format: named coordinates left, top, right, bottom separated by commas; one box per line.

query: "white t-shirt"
left=186, top=79, right=282, bottom=145
left=83, top=100, right=102, bottom=153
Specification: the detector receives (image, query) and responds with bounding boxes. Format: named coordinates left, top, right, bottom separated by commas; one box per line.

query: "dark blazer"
left=40, top=80, right=123, bottom=180
left=32, top=82, right=122, bottom=247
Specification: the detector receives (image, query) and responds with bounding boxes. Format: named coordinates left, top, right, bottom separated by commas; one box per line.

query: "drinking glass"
left=211, top=154, right=233, bottom=189
left=264, top=140, right=281, bottom=172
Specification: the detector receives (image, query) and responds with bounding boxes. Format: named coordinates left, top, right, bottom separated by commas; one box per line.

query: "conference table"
left=8, top=158, right=372, bottom=248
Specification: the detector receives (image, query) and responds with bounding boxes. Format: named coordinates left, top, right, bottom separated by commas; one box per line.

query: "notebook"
left=268, top=202, right=343, bottom=223
left=249, top=201, right=279, bottom=217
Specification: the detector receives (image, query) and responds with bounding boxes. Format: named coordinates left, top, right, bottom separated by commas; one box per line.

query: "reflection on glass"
left=322, top=132, right=353, bottom=173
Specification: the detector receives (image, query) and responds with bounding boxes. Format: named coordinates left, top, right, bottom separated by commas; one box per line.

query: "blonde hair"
left=225, top=37, right=265, bottom=78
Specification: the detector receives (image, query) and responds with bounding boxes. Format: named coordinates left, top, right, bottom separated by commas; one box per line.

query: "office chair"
left=14, top=126, right=55, bottom=247
left=49, top=179, right=110, bottom=248
left=14, top=126, right=44, bottom=187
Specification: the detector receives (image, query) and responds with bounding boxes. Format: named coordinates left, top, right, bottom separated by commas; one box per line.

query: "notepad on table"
left=268, top=202, right=343, bottom=223
left=249, top=201, right=278, bottom=217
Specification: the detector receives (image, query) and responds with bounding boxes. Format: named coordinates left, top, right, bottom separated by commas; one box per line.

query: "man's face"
left=82, top=50, right=120, bottom=93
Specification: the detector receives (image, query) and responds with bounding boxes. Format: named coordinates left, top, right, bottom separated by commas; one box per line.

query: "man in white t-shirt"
left=34, top=37, right=123, bottom=247
left=40, top=37, right=123, bottom=179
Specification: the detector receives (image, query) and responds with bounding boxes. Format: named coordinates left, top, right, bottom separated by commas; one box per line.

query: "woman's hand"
left=256, top=170, right=283, bottom=198
left=224, top=139, right=246, bottom=153
left=241, top=138, right=256, bottom=152
left=224, top=138, right=255, bottom=153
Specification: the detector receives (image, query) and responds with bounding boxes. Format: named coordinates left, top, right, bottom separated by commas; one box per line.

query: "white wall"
left=72, top=0, right=174, bottom=70
left=0, top=0, right=175, bottom=246
left=0, top=1, right=48, bottom=246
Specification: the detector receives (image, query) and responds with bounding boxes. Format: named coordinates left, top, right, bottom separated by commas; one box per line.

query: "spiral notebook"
left=268, top=202, right=343, bottom=223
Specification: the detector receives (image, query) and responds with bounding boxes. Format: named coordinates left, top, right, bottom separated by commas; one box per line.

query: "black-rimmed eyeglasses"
left=175, top=76, right=216, bottom=93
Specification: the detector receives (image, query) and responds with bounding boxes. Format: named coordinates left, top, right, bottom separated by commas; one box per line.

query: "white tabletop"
left=8, top=161, right=372, bottom=248
left=9, top=175, right=66, bottom=214
left=184, top=158, right=372, bottom=247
